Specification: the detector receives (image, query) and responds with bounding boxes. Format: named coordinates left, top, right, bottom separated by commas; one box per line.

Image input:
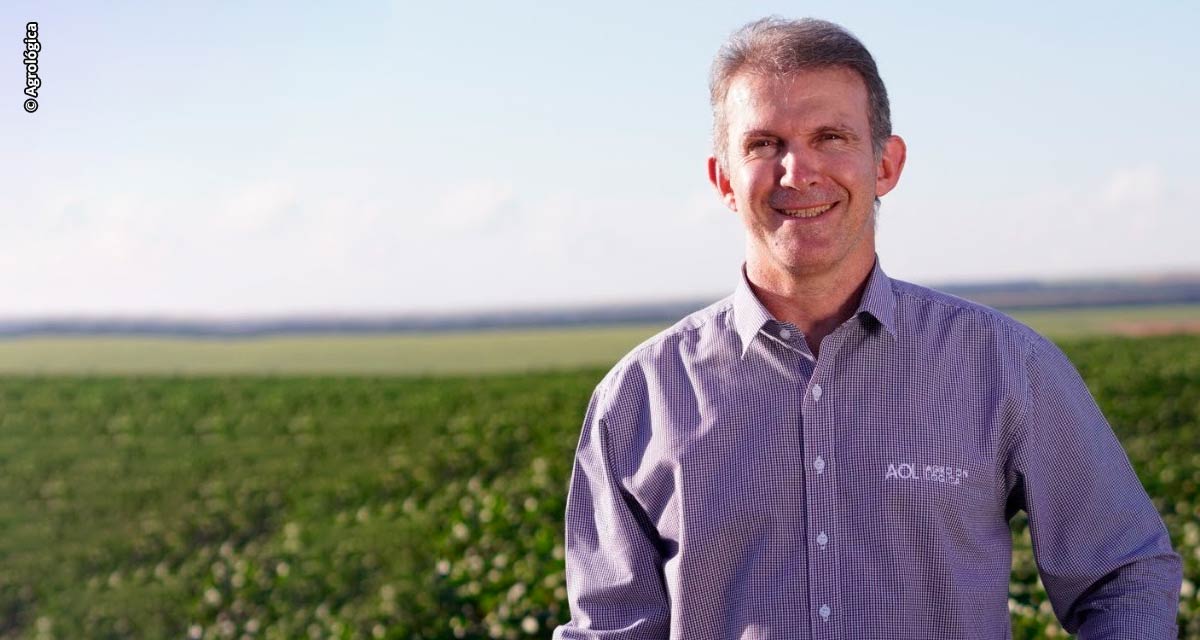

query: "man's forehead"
left=723, top=67, right=869, bottom=128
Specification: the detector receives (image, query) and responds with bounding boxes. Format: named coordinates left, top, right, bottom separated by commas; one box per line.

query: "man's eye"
left=747, top=140, right=778, bottom=154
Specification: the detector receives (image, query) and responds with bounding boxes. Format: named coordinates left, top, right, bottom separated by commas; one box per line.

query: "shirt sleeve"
left=1007, top=336, right=1182, bottom=638
left=553, top=380, right=670, bottom=639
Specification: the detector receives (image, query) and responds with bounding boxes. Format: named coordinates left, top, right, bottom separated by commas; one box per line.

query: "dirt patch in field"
left=1107, top=319, right=1200, bottom=336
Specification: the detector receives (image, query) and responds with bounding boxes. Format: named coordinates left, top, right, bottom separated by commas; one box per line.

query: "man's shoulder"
left=592, top=296, right=735, bottom=401
left=889, top=277, right=1046, bottom=351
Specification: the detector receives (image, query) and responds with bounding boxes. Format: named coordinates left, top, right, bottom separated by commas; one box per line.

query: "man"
left=553, top=17, right=1182, bottom=639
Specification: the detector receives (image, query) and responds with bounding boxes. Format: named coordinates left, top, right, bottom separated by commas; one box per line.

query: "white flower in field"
left=275, top=561, right=290, bottom=577
left=1182, top=579, right=1196, bottom=599
left=507, top=582, right=526, bottom=602
left=436, top=559, right=451, bottom=575
left=521, top=616, right=539, bottom=634
left=1183, top=521, right=1199, bottom=546
left=452, top=522, right=469, bottom=540
left=244, top=619, right=259, bottom=633
left=284, top=522, right=303, bottom=552
left=373, top=624, right=386, bottom=639
left=356, top=507, right=370, bottom=523
left=187, top=624, right=203, bottom=639
left=380, top=584, right=396, bottom=601
left=204, top=587, right=222, bottom=606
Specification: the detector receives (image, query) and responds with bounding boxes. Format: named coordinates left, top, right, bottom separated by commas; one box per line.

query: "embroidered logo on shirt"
left=884, top=463, right=969, bottom=485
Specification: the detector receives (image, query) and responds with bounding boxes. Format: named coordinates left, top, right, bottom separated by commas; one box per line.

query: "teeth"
left=781, top=203, right=834, bottom=218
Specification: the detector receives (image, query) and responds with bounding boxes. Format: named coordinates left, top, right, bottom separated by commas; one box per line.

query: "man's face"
left=708, top=67, right=905, bottom=283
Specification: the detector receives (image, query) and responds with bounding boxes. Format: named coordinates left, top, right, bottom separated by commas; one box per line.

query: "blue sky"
left=2, top=1, right=1197, bottom=315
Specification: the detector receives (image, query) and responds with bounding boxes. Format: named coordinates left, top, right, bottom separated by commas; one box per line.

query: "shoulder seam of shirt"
left=597, top=296, right=735, bottom=390
left=1011, top=330, right=1068, bottom=437
left=890, top=279, right=1042, bottom=348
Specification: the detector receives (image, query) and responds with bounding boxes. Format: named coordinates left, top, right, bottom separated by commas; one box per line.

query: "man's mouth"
left=776, top=202, right=835, bottom=218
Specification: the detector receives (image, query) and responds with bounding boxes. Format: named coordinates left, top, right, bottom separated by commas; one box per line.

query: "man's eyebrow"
left=813, top=123, right=859, bottom=136
left=740, top=129, right=778, bottom=140
left=740, top=124, right=861, bottom=139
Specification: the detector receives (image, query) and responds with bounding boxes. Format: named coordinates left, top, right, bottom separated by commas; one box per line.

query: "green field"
left=0, top=325, right=666, bottom=376
left=1, top=304, right=1197, bottom=376
left=0, top=334, right=1197, bottom=638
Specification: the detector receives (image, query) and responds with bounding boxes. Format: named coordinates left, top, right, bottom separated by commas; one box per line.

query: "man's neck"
left=746, top=254, right=874, bottom=358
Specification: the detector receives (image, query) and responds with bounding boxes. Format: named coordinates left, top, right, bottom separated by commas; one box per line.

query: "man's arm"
left=553, top=382, right=670, bottom=639
left=1007, top=336, right=1182, bottom=638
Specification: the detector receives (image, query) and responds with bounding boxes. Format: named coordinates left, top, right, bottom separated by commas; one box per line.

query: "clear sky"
left=2, top=1, right=1197, bottom=316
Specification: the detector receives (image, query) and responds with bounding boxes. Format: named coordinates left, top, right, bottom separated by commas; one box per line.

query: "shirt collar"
left=732, top=255, right=898, bottom=357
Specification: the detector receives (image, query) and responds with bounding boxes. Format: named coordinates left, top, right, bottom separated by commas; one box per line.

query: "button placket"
left=808, top=456, right=840, bottom=638
left=804, top=342, right=844, bottom=639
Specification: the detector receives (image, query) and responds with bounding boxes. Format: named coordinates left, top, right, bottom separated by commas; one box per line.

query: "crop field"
left=1, top=304, right=1198, bottom=376
left=0, top=332, right=1197, bottom=638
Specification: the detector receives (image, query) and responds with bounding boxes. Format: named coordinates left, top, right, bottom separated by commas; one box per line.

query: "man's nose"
left=778, top=149, right=820, bottom=189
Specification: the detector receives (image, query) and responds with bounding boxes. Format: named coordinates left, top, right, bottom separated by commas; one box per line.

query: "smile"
left=777, top=203, right=835, bottom=218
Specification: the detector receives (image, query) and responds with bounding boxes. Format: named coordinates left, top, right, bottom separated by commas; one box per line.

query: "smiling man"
left=553, top=17, right=1181, bottom=639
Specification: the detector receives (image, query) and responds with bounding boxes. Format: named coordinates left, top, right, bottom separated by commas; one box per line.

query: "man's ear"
left=874, top=135, right=907, bottom=198
left=707, top=156, right=738, bottom=213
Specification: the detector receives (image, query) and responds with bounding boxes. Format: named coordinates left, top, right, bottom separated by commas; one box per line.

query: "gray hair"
left=709, top=17, right=892, bottom=168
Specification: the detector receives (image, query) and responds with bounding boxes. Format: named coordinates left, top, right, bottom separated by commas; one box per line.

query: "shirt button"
left=812, top=383, right=822, bottom=400
left=780, top=328, right=792, bottom=340
left=814, top=456, right=826, bottom=474
left=816, top=531, right=828, bottom=548
left=819, top=604, right=831, bottom=621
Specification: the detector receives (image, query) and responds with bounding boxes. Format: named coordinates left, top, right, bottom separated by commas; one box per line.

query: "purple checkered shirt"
left=554, top=256, right=1182, bottom=639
